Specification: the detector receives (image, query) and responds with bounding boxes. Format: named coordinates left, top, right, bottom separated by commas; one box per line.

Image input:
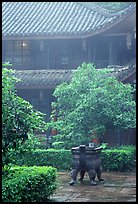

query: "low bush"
left=101, top=149, right=136, bottom=171
left=13, top=148, right=72, bottom=171
left=110, top=145, right=136, bottom=152
left=12, top=146, right=136, bottom=172
left=2, top=166, right=57, bottom=202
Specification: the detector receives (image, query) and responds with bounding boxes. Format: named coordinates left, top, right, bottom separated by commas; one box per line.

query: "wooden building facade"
left=2, top=2, right=136, bottom=146
left=2, top=35, right=136, bottom=70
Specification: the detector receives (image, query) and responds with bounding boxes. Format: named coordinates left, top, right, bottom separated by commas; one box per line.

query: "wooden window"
left=5, top=40, right=30, bottom=67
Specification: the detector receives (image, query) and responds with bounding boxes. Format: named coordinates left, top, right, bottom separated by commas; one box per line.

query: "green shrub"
left=2, top=66, right=47, bottom=167
left=2, top=166, right=57, bottom=202
left=13, top=149, right=72, bottom=171
left=111, top=145, right=136, bottom=152
left=12, top=146, right=136, bottom=172
left=101, top=148, right=136, bottom=171
left=52, top=141, right=65, bottom=149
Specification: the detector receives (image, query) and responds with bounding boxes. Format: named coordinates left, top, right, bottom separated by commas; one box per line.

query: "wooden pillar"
left=82, top=39, right=87, bottom=61
left=39, top=90, right=44, bottom=101
left=109, top=38, right=117, bottom=66
left=88, top=41, right=91, bottom=62
left=93, top=43, right=96, bottom=63
left=47, top=47, right=50, bottom=68
left=109, top=40, right=113, bottom=65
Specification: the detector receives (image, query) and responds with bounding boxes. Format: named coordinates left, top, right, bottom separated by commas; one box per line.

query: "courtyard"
left=50, top=170, right=136, bottom=202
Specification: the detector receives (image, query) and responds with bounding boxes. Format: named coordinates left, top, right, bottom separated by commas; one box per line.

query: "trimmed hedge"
left=12, top=146, right=136, bottom=172
left=101, top=149, right=136, bottom=171
left=13, top=148, right=72, bottom=171
left=2, top=166, right=57, bottom=202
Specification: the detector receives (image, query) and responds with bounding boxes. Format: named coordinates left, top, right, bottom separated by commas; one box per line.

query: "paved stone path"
left=50, top=171, right=136, bottom=202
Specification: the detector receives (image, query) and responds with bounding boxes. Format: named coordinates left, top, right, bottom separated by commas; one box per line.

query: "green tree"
left=2, top=64, right=47, bottom=167
left=50, top=63, right=136, bottom=149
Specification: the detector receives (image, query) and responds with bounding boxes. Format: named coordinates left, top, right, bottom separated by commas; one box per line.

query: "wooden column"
left=47, top=47, right=50, bottom=68
left=93, top=42, right=96, bottom=63
left=88, top=40, right=91, bottom=62
left=109, top=38, right=117, bottom=66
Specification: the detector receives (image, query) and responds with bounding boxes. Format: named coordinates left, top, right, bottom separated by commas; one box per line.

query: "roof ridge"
left=15, top=69, right=76, bottom=72
left=77, top=2, right=136, bottom=17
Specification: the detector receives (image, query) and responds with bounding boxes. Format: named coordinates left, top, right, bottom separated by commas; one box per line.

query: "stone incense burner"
left=69, top=144, right=104, bottom=185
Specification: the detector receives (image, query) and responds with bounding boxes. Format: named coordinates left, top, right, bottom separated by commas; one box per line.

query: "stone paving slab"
left=50, top=171, right=136, bottom=202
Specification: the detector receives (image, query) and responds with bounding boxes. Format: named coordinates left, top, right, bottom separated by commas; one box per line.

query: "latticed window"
left=4, top=40, right=30, bottom=67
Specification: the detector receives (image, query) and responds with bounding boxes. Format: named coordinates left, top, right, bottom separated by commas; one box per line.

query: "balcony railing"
left=4, top=59, right=109, bottom=70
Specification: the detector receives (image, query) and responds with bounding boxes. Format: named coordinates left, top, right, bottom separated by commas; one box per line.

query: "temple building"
left=2, top=2, right=136, bottom=145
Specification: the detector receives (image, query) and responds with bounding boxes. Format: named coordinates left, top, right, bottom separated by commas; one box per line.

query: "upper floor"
left=2, top=2, right=136, bottom=71
left=2, top=33, right=136, bottom=70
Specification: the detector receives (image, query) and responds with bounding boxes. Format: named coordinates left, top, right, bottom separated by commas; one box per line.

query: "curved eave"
left=13, top=65, right=136, bottom=90
left=2, top=8, right=135, bottom=40
left=118, top=69, right=136, bottom=82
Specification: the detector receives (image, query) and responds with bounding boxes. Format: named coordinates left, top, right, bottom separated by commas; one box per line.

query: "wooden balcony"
left=4, top=59, right=109, bottom=70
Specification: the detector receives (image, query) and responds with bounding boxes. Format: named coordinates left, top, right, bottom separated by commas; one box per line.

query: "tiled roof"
left=110, top=65, right=136, bottom=82
left=2, top=2, right=136, bottom=39
left=14, top=69, right=75, bottom=88
left=13, top=65, right=136, bottom=89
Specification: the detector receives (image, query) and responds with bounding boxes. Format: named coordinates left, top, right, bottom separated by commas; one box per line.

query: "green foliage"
left=12, top=149, right=72, bottom=171
left=101, top=148, right=136, bottom=172
left=110, top=145, right=136, bottom=152
left=49, top=63, right=136, bottom=149
left=52, top=141, right=65, bottom=149
left=11, top=146, right=135, bottom=172
left=2, top=166, right=57, bottom=202
left=2, top=64, right=47, bottom=167
left=100, top=143, right=108, bottom=150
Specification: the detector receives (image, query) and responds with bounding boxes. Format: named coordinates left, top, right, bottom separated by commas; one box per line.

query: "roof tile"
left=12, top=65, right=136, bottom=88
left=2, top=2, right=136, bottom=38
